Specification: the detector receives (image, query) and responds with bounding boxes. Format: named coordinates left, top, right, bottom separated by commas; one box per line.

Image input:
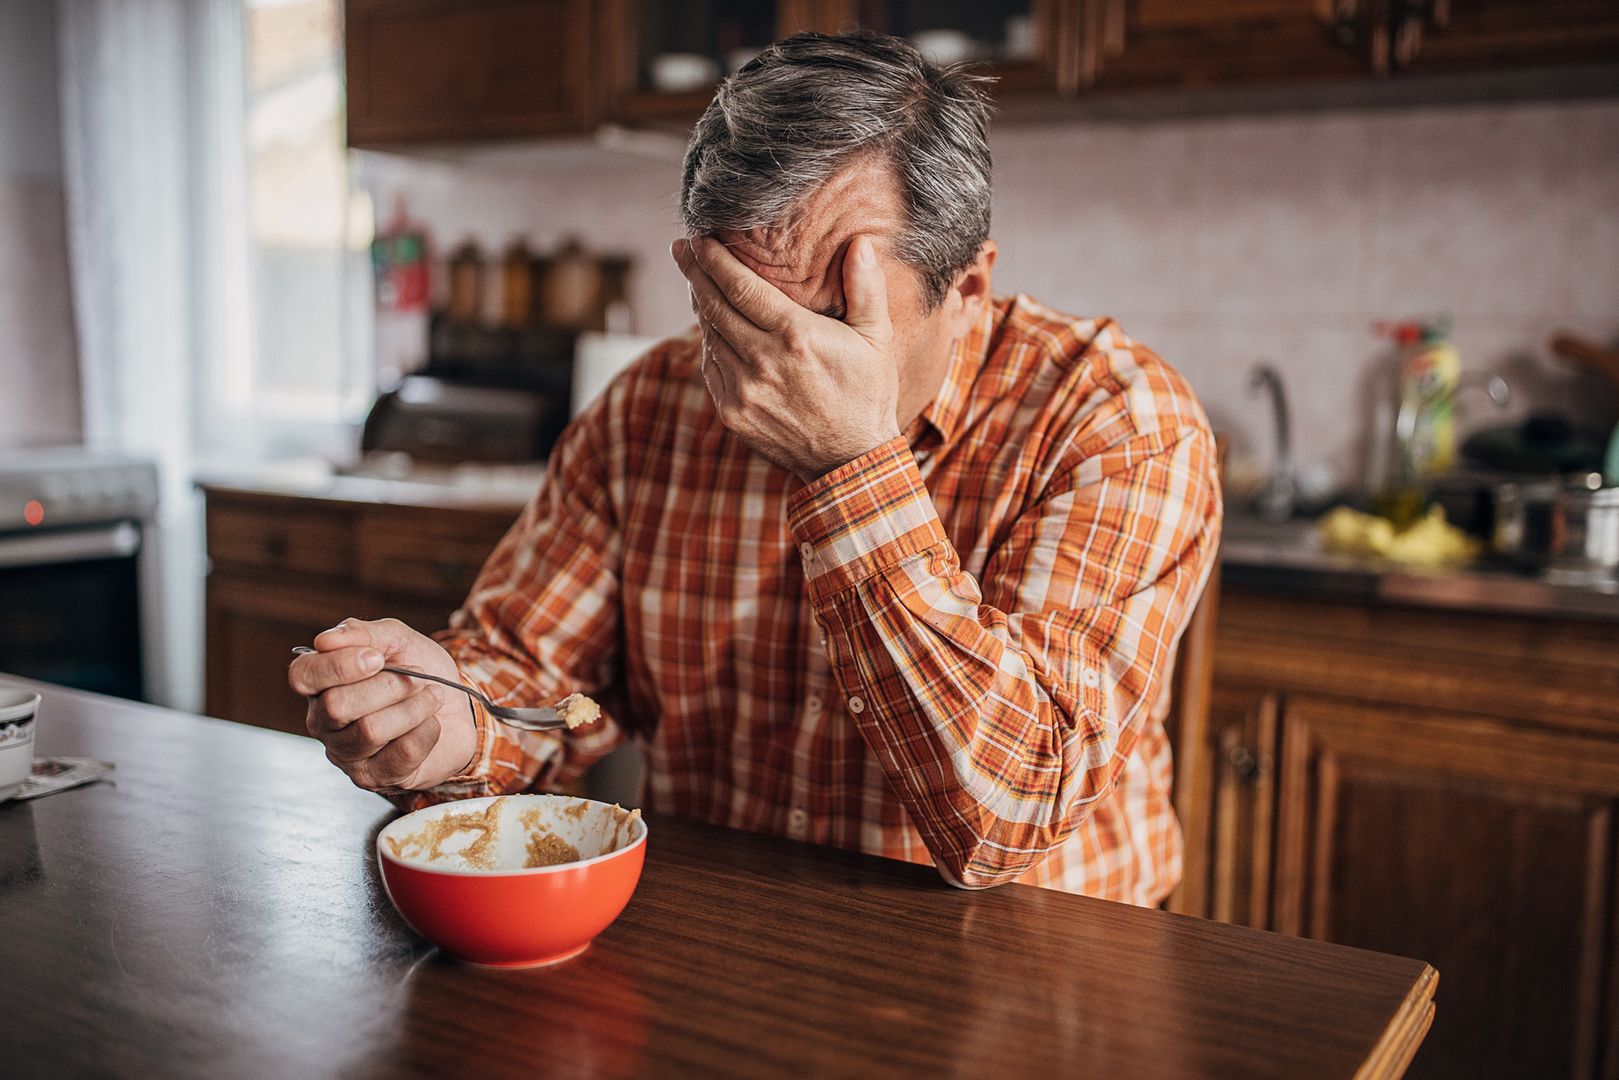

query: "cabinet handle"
left=1228, top=745, right=1270, bottom=784
left=436, top=560, right=470, bottom=587
left=262, top=532, right=289, bottom=561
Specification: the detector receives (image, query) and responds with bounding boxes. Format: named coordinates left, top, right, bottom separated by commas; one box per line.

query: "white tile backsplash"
left=364, top=97, right=1619, bottom=490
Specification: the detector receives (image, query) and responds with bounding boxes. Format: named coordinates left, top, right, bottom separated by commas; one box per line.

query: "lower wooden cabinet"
left=1206, top=588, right=1619, bottom=1080
left=201, top=485, right=519, bottom=736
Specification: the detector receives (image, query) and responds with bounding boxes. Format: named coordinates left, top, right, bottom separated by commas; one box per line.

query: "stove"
left=0, top=448, right=160, bottom=700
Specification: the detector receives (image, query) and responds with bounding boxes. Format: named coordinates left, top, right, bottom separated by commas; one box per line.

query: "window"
left=242, top=0, right=371, bottom=433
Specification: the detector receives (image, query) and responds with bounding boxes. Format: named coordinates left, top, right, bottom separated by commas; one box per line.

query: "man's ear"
left=947, top=239, right=997, bottom=337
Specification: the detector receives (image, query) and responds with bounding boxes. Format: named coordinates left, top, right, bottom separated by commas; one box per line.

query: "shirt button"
left=1082, top=669, right=1101, bottom=689
left=799, top=542, right=815, bottom=563
left=806, top=694, right=823, bottom=714
left=787, top=808, right=809, bottom=836
left=848, top=695, right=866, bottom=714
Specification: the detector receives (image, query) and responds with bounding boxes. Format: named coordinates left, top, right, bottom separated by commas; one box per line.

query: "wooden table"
left=0, top=678, right=1437, bottom=1079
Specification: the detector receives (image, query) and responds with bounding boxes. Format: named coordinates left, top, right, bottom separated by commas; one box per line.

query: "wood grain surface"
left=0, top=677, right=1435, bottom=1079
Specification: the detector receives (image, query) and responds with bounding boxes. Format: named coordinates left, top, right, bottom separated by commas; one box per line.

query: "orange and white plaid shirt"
left=417, top=295, right=1221, bottom=903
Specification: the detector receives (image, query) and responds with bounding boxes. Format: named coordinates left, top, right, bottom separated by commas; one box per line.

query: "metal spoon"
left=290, top=646, right=571, bottom=732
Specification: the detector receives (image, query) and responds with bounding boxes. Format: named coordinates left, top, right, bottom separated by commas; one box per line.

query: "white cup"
left=0, top=688, right=40, bottom=801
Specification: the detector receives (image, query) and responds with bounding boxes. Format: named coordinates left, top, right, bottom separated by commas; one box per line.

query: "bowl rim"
left=376, top=793, right=647, bottom=879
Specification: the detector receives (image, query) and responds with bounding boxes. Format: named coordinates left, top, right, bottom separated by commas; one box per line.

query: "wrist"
left=797, top=425, right=904, bottom=482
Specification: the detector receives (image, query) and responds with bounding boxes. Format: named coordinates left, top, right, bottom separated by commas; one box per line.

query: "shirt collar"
left=909, top=298, right=1000, bottom=452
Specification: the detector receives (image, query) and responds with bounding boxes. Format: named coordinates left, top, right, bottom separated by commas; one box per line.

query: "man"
left=289, top=31, right=1220, bottom=903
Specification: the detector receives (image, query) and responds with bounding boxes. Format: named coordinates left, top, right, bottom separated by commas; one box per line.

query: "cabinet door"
left=600, top=1, right=814, bottom=124
left=206, top=576, right=369, bottom=736
left=1406, top=0, right=1619, bottom=73
left=1169, top=686, right=1279, bottom=927
left=346, top=0, right=594, bottom=145
left=1275, top=696, right=1619, bottom=1080
left=1087, top=0, right=1370, bottom=88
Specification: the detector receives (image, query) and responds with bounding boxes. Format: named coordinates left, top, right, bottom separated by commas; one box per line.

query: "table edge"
left=1354, top=963, right=1440, bottom=1080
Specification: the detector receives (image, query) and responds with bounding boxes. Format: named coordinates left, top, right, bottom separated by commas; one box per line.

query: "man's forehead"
left=716, top=159, right=905, bottom=310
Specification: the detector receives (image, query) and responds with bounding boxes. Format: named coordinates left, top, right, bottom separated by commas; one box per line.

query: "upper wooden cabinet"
left=597, top=0, right=1070, bottom=123
left=1078, top=0, right=1619, bottom=88
left=1080, top=0, right=1371, bottom=88
left=1406, top=0, right=1619, bottom=73
left=343, top=0, right=1619, bottom=146
left=345, top=0, right=594, bottom=144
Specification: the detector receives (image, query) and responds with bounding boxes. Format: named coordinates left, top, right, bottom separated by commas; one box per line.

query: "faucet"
left=1248, top=362, right=1296, bottom=523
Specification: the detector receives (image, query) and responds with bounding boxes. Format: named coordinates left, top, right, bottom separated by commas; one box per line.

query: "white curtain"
left=57, top=0, right=247, bottom=711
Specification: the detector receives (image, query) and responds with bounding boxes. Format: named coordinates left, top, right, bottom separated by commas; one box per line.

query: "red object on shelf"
left=373, top=200, right=430, bottom=313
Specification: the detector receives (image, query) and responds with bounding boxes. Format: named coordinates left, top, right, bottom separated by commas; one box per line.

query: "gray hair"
left=680, top=30, right=994, bottom=309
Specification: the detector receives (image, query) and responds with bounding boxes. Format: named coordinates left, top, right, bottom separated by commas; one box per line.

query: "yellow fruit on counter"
left=1317, top=504, right=1478, bottom=568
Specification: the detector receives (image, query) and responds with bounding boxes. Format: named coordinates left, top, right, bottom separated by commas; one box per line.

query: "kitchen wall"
left=0, top=0, right=80, bottom=450
left=362, top=96, right=1619, bottom=493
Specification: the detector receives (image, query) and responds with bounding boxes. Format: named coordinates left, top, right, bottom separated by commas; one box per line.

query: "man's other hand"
left=288, top=618, right=477, bottom=793
left=672, top=234, right=902, bottom=480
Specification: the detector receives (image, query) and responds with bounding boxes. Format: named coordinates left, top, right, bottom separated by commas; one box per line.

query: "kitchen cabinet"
left=1199, top=587, right=1619, bottom=1079
left=1082, top=0, right=1373, bottom=89
left=345, top=0, right=595, bottom=145
left=202, top=485, right=519, bottom=735
left=343, top=0, right=1619, bottom=146
left=1377, top=0, right=1619, bottom=75
left=1172, top=685, right=1280, bottom=929
left=597, top=0, right=1070, bottom=123
left=1077, top=0, right=1619, bottom=88
left=1275, top=695, right=1619, bottom=1079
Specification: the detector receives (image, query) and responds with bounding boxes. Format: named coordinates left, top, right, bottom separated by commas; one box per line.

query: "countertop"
left=2, top=677, right=1437, bottom=1080
left=194, top=458, right=544, bottom=512
left=1221, top=515, right=1619, bottom=623
left=196, top=462, right=1619, bottom=623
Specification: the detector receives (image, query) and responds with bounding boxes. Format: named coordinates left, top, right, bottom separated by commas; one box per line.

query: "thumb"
left=312, top=617, right=420, bottom=659
left=841, top=235, right=890, bottom=342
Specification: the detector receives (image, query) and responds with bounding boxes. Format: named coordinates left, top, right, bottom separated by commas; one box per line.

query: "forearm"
left=791, top=433, right=1218, bottom=887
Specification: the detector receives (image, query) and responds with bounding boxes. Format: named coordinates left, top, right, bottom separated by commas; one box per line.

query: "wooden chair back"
left=1162, top=436, right=1226, bottom=917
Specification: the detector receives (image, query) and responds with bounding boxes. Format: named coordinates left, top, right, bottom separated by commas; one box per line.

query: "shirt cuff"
left=787, top=436, right=950, bottom=603
left=440, top=671, right=492, bottom=784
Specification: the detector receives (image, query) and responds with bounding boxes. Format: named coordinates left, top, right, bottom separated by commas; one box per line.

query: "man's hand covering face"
left=672, top=234, right=902, bottom=481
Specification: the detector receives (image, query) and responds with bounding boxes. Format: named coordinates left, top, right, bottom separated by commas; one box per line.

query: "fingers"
left=345, top=713, right=444, bottom=790
left=294, top=616, right=430, bottom=696
left=289, top=643, right=383, bottom=696
left=686, top=236, right=790, bottom=330
left=312, top=669, right=422, bottom=733
left=311, top=617, right=419, bottom=658
left=699, top=320, right=746, bottom=410
left=840, top=235, right=891, bottom=342
left=323, top=686, right=444, bottom=763
left=673, top=239, right=776, bottom=356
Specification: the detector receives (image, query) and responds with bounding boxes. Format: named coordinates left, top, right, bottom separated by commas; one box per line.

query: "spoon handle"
left=289, top=645, right=495, bottom=711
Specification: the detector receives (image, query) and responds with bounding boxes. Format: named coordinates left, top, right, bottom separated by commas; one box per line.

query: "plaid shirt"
left=418, top=295, right=1221, bottom=903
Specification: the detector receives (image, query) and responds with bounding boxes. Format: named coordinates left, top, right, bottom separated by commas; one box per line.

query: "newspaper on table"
left=8, top=757, right=115, bottom=801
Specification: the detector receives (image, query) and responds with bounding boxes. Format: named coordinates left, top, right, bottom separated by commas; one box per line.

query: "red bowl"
left=378, top=794, right=646, bottom=968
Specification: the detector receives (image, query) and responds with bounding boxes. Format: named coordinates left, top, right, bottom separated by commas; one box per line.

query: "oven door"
left=0, top=521, right=146, bottom=699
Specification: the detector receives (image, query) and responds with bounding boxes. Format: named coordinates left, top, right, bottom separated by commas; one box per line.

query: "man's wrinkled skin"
left=672, top=156, right=997, bottom=481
